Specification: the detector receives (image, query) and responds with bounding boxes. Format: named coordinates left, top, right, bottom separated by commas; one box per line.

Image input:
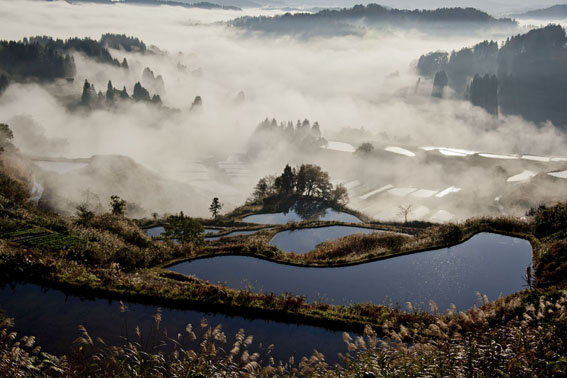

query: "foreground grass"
left=2, top=287, right=566, bottom=377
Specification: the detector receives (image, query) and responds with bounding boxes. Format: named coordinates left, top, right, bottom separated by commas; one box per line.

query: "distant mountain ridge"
left=510, top=4, right=567, bottom=20
left=231, top=4, right=517, bottom=37
left=65, top=0, right=242, bottom=11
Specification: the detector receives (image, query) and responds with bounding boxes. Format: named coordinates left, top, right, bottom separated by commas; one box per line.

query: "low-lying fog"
left=1, top=0, right=566, bottom=221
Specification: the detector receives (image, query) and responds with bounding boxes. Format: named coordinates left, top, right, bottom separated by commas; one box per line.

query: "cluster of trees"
left=467, top=74, right=498, bottom=115
left=231, top=5, right=515, bottom=37
left=0, top=123, right=14, bottom=153
left=251, top=164, right=348, bottom=205
left=0, top=34, right=143, bottom=83
left=0, top=74, right=8, bottom=95
left=417, top=25, right=567, bottom=126
left=163, top=211, right=204, bottom=245
left=432, top=70, right=448, bottom=98
left=0, top=39, right=76, bottom=80
left=248, top=118, right=326, bottom=154
left=418, top=40, right=498, bottom=93
left=142, top=67, right=165, bottom=95
left=190, top=95, right=202, bottom=110
left=28, top=36, right=127, bottom=67
left=355, top=142, right=374, bottom=156
left=80, top=79, right=161, bottom=108
left=100, top=33, right=147, bottom=53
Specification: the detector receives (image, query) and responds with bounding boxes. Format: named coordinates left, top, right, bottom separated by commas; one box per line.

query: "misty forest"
left=1, top=0, right=567, bottom=376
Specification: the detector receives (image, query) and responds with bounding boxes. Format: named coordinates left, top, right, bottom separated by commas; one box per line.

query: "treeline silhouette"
left=231, top=4, right=515, bottom=37
left=69, top=0, right=241, bottom=11
left=418, top=25, right=567, bottom=126
left=80, top=79, right=162, bottom=109
left=0, top=39, right=75, bottom=81
left=100, top=33, right=147, bottom=53
left=0, top=34, right=148, bottom=85
left=29, top=36, right=123, bottom=66
left=247, top=118, right=327, bottom=155
left=510, top=5, right=567, bottom=20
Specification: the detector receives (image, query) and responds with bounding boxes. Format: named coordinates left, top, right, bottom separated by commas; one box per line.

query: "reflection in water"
left=206, top=229, right=260, bottom=241
left=144, top=226, right=220, bottom=238
left=243, top=201, right=361, bottom=224
left=271, top=226, right=383, bottom=253
left=0, top=283, right=346, bottom=363
left=170, top=233, right=532, bottom=311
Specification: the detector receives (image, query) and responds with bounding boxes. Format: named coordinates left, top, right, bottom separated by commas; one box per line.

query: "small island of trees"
left=250, top=163, right=348, bottom=206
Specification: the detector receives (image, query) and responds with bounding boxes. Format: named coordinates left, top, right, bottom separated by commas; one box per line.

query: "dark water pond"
left=144, top=226, right=165, bottom=237
left=0, top=283, right=347, bottom=363
left=169, top=233, right=532, bottom=311
left=271, top=226, right=384, bottom=253
left=243, top=208, right=360, bottom=225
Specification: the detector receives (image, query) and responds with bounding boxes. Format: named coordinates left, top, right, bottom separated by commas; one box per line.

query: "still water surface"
left=242, top=208, right=360, bottom=224
left=270, top=225, right=385, bottom=253
left=170, top=233, right=532, bottom=311
left=0, top=283, right=346, bottom=362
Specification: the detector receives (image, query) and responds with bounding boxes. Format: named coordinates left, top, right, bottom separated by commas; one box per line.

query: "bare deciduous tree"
left=398, top=204, right=414, bottom=224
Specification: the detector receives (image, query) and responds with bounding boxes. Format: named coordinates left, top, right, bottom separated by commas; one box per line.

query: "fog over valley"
left=3, top=1, right=567, bottom=375
left=1, top=0, right=566, bottom=223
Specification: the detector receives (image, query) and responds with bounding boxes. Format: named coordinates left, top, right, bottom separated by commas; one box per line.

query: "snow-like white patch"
left=548, top=170, right=567, bottom=179
left=359, top=185, right=393, bottom=200
left=447, top=148, right=477, bottom=155
left=435, top=186, right=462, bottom=198
left=411, top=189, right=439, bottom=198
left=551, top=157, right=567, bottom=162
left=478, top=153, right=519, bottom=160
left=507, top=170, right=536, bottom=182
left=438, top=149, right=468, bottom=157
left=387, top=187, right=418, bottom=197
left=322, top=141, right=355, bottom=153
left=521, top=155, right=551, bottom=162
left=420, top=147, right=477, bottom=156
left=430, top=210, right=455, bottom=222
left=385, top=146, right=416, bottom=157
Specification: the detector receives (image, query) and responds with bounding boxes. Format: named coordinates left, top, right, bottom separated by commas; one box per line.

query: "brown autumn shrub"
left=536, top=240, right=567, bottom=284
left=82, top=213, right=150, bottom=248
left=429, top=223, right=463, bottom=244
left=306, top=232, right=411, bottom=261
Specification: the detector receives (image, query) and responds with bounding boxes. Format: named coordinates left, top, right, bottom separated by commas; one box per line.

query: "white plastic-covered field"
left=322, top=141, right=356, bottom=153
left=548, top=170, right=567, bottom=179
left=385, top=146, right=416, bottom=157
left=507, top=170, right=536, bottom=183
